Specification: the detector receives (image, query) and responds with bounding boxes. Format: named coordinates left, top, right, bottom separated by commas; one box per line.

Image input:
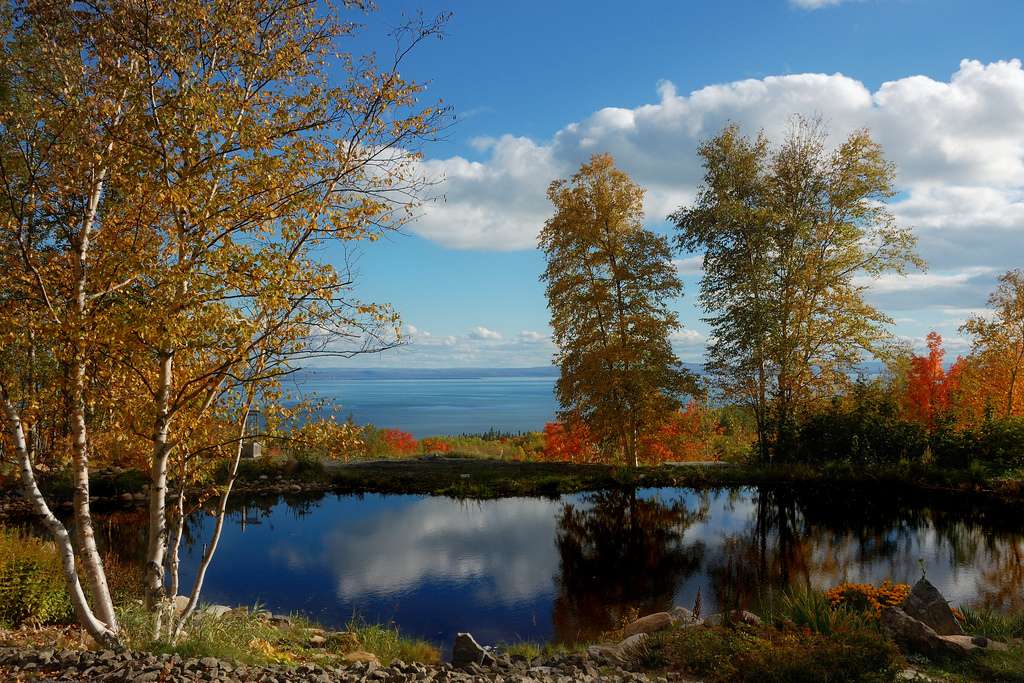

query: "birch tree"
left=673, top=118, right=923, bottom=461
left=0, top=0, right=446, bottom=646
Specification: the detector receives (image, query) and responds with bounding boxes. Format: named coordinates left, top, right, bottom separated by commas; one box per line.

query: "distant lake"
left=287, top=373, right=559, bottom=437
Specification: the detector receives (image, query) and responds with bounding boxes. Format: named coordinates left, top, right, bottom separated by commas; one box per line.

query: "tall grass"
left=759, top=586, right=875, bottom=635
left=959, top=605, right=1024, bottom=640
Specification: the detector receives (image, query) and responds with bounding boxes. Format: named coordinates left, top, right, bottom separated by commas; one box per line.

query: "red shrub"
left=382, top=428, right=419, bottom=456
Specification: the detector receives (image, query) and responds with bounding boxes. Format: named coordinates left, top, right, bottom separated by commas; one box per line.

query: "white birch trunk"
left=144, top=351, right=174, bottom=611
left=1, top=389, right=119, bottom=647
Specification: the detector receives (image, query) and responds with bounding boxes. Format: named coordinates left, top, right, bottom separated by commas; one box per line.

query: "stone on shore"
left=668, top=606, right=702, bottom=626
left=902, top=578, right=964, bottom=636
left=451, top=632, right=495, bottom=667
left=203, top=604, right=232, bottom=619
left=621, top=611, right=673, bottom=637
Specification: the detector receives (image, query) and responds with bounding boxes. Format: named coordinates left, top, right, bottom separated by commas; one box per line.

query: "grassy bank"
left=313, top=456, right=1024, bottom=502
left=0, top=528, right=439, bottom=667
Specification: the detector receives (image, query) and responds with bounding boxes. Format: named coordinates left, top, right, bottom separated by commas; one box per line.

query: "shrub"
left=793, top=384, right=929, bottom=466
left=824, top=580, right=910, bottom=617
left=420, top=437, right=452, bottom=454
left=0, top=529, right=73, bottom=627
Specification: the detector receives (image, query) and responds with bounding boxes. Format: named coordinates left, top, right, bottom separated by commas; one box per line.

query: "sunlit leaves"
left=673, top=117, right=923, bottom=459
left=540, top=154, right=696, bottom=465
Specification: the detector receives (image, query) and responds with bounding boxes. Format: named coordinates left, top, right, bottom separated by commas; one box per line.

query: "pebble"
left=0, top=645, right=699, bottom=682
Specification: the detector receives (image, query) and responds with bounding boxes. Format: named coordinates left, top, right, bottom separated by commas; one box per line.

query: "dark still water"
left=98, top=486, right=1022, bottom=648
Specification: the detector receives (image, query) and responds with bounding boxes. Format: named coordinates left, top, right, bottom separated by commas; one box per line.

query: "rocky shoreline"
left=0, top=646, right=685, bottom=682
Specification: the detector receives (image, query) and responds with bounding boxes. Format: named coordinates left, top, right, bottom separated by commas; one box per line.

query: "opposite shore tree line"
left=539, top=119, right=1024, bottom=468
left=1, top=0, right=1023, bottom=654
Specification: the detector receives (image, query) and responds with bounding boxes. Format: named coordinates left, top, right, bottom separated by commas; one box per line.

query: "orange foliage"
left=381, top=428, right=418, bottom=456
left=640, top=402, right=722, bottom=463
left=542, top=422, right=597, bottom=462
left=952, top=351, right=1024, bottom=426
left=904, top=332, right=962, bottom=429
left=420, top=437, right=452, bottom=454
left=825, top=580, right=911, bottom=617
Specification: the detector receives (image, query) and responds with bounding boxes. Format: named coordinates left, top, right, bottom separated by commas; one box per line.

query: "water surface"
left=96, top=486, right=1023, bottom=649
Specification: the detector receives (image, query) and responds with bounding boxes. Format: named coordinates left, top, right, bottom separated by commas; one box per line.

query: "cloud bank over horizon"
left=412, top=60, right=1024, bottom=318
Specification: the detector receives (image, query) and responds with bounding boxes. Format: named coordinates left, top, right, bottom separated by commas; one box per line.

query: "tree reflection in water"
left=707, top=486, right=1024, bottom=614
left=552, top=489, right=708, bottom=643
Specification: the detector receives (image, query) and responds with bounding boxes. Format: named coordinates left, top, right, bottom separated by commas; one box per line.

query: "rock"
left=344, top=650, right=380, bottom=669
left=902, top=578, right=964, bottom=636
left=587, top=644, right=624, bottom=664
left=203, top=604, right=232, bottom=618
left=308, top=634, right=327, bottom=647
left=172, top=595, right=190, bottom=615
left=668, top=606, right=701, bottom=626
left=896, top=670, right=933, bottom=682
left=199, top=656, right=220, bottom=669
left=622, top=611, right=674, bottom=638
left=939, top=634, right=1009, bottom=653
left=703, top=610, right=762, bottom=627
left=451, top=632, right=495, bottom=667
left=881, top=606, right=975, bottom=659
left=619, top=633, right=649, bottom=650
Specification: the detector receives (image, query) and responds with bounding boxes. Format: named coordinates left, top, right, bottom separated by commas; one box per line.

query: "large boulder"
left=668, top=606, right=702, bottom=626
left=902, top=578, right=964, bottom=636
left=451, top=632, right=495, bottom=667
left=621, top=611, right=673, bottom=638
left=881, top=606, right=948, bottom=658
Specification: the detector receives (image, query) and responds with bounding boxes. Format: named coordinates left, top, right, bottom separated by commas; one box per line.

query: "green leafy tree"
left=672, top=118, right=922, bottom=461
left=540, top=154, right=695, bottom=466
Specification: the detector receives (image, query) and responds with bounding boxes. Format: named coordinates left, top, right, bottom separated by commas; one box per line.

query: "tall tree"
left=673, top=118, right=922, bottom=461
left=540, top=154, right=694, bottom=466
left=961, top=269, right=1024, bottom=418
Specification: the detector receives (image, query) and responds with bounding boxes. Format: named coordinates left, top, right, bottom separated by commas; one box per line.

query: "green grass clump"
left=345, top=617, right=440, bottom=665
left=640, top=623, right=899, bottom=683
left=760, top=586, right=874, bottom=636
left=0, top=527, right=73, bottom=627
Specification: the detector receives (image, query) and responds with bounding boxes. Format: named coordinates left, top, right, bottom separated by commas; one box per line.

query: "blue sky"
left=328, top=0, right=1024, bottom=368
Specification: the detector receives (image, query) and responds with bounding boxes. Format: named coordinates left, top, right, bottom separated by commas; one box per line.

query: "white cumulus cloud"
left=410, top=60, right=1024, bottom=300
left=469, top=325, right=503, bottom=341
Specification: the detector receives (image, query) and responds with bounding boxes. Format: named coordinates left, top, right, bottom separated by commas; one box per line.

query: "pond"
left=92, top=486, right=1023, bottom=650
